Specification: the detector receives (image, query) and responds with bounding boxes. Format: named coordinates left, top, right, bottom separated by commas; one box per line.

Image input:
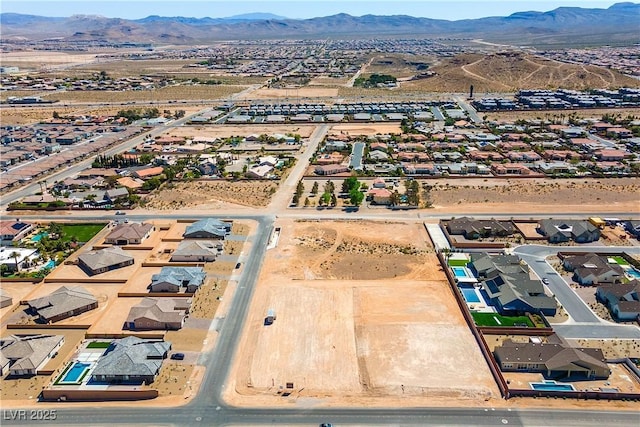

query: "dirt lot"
left=428, top=178, right=640, bottom=214
left=143, top=180, right=279, bottom=210
left=239, top=87, right=339, bottom=100
left=167, top=124, right=317, bottom=140
left=227, top=219, right=499, bottom=407
left=329, top=123, right=402, bottom=136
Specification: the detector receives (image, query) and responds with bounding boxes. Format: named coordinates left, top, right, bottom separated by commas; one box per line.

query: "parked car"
left=171, top=353, right=185, bottom=360
left=542, top=278, right=550, bottom=284
left=235, top=262, right=241, bottom=269
left=115, top=211, right=126, bottom=215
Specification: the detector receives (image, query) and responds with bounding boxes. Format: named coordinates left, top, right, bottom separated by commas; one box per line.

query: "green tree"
left=330, top=193, right=337, bottom=207
left=304, top=197, right=310, bottom=207
left=324, top=180, right=335, bottom=194
left=9, top=251, right=21, bottom=272
left=320, top=192, right=331, bottom=206
left=295, top=180, right=305, bottom=197
left=311, top=182, right=319, bottom=194
left=341, top=176, right=360, bottom=193
left=349, top=189, right=364, bottom=206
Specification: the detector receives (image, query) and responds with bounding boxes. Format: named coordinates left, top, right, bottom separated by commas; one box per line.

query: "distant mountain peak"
left=225, top=13, right=288, bottom=21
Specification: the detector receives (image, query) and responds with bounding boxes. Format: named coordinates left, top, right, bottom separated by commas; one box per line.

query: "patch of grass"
left=86, top=341, right=111, bottom=349
left=447, top=259, right=468, bottom=267
left=611, top=256, right=630, bottom=266
left=472, top=312, right=534, bottom=327
left=60, top=223, right=106, bottom=243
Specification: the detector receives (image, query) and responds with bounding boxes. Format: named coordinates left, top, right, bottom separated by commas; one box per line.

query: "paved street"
left=514, top=245, right=640, bottom=339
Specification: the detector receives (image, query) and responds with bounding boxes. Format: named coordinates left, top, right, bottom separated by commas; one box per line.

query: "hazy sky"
left=0, top=1, right=623, bottom=20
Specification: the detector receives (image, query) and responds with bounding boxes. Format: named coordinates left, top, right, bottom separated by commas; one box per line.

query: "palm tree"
left=9, top=251, right=21, bottom=272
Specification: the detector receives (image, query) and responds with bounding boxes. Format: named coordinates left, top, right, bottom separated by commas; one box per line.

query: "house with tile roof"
left=149, top=266, right=206, bottom=293
left=104, top=223, right=154, bottom=245
left=563, top=254, right=625, bottom=286
left=183, top=218, right=231, bottom=239
left=125, top=297, right=191, bottom=330
left=538, top=220, right=601, bottom=243
left=90, top=336, right=171, bottom=384
left=170, top=240, right=223, bottom=262
left=78, top=246, right=134, bottom=275
left=0, top=334, right=64, bottom=376
left=0, top=220, right=33, bottom=245
left=494, top=334, right=610, bottom=380
left=469, top=253, right=557, bottom=316
left=27, top=286, right=98, bottom=323
left=596, top=280, right=640, bottom=321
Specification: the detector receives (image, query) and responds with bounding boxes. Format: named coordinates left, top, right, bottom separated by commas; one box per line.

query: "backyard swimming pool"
left=461, top=287, right=481, bottom=303
left=530, top=381, right=576, bottom=391
left=31, top=232, right=48, bottom=242
left=59, top=361, right=91, bottom=384
left=41, top=260, right=55, bottom=270
left=452, top=267, right=470, bottom=278
left=626, top=268, right=640, bottom=280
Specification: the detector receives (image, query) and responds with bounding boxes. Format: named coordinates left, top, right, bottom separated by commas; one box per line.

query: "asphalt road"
left=514, top=245, right=640, bottom=339
left=454, top=96, right=483, bottom=124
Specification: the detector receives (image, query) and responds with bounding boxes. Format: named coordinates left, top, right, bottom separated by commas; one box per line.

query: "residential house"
left=596, top=280, right=640, bottom=321
left=0, top=220, right=33, bottom=245
left=315, top=152, right=344, bottom=165
left=149, top=266, right=206, bottom=293
left=125, top=297, right=191, bottom=330
left=314, top=164, right=349, bottom=175
left=562, top=254, right=624, bottom=286
left=132, top=166, right=164, bottom=180
left=624, top=220, right=640, bottom=239
left=445, top=217, right=516, bottom=239
left=0, top=247, right=38, bottom=272
left=78, top=246, right=135, bottom=275
left=368, top=188, right=393, bottom=205
left=538, top=220, right=601, bottom=243
left=90, top=336, right=171, bottom=385
left=469, top=253, right=557, bottom=316
left=494, top=335, right=610, bottom=379
left=104, top=223, right=154, bottom=245
left=170, top=240, right=223, bottom=262
left=247, top=164, right=273, bottom=179
left=594, top=149, right=630, bottom=161
left=0, top=335, right=64, bottom=376
left=492, top=163, right=532, bottom=175
left=26, top=286, right=98, bottom=323
left=402, top=163, right=440, bottom=175
left=183, top=218, right=231, bottom=239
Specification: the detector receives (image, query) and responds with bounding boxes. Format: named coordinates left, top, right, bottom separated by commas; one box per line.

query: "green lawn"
left=447, top=259, right=469, bottom=267
left=610, top=256, right=630, bottom=266
left=86, top=341, right=111, bottom=349
left=472, top=312, right=534, bottom=327
left=60, top=223, right=106, bottom=243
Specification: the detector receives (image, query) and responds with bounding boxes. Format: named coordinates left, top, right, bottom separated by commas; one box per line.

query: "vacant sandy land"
left=246, top=283, right=360, bottom=392
left=2, top=51, right=99, bottom=65
left=240, top=87, right=339, bottom=100
left=168, top=124, right=317, bottom=139
left=273, top=220, right=436, bottom=281
left=484, top=107, right=640, bottom=123
left=428, top=178, right=640, bottom=214
left=40, top=85, right=247, bottom=103
left=144, top=180, right=278, bottom=210
left=228, top=218, right=497, bottom=407
left=329, top=123, right=402, bottom=136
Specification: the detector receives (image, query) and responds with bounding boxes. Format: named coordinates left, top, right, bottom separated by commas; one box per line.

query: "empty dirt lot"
left=227, top=219, right=499, bottom=407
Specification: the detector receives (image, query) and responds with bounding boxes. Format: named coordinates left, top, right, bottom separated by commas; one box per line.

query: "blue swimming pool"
left=31, top=232, right=48, bottom=242
left=41, top=260, right=55, bottom=270
left=530, top=381, right=575, bottom=391
left=60, top=362, right=91, bottom=383
left=461, top=287, right=481, bottom=303
left=626, top=268, right=640, bottom=279
left=452, top=267, right=469, bottom=278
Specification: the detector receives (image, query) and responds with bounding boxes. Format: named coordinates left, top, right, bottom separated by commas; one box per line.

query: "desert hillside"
left=403, top=52, right=640, bottom=93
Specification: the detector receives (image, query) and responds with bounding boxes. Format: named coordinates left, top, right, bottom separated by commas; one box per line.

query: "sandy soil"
left=484, top=108, right=640, bottom=123
left=428, top=178, right=640, bottom=214
left=329, top=123, right=402, bottom=136
left=227, top=219, right=499, bottom=407
left=143, top=181, right=279, bottom=209
left=239, top=87, right=339, bottom=100
left=167, top=124, right=317, bottom=139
